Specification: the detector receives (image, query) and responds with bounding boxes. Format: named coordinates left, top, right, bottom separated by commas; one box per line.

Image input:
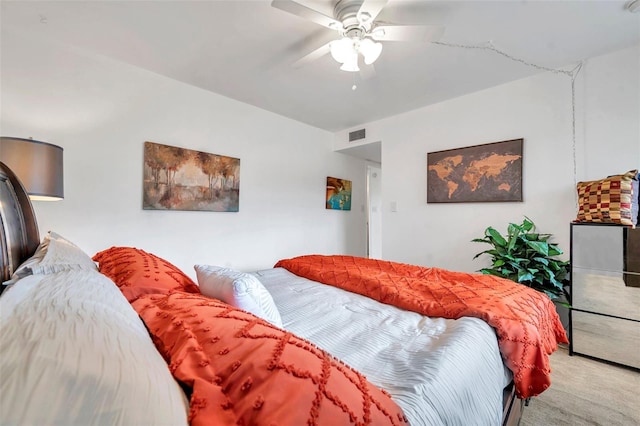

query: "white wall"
left=578, top=45, right=640, bottom=180
left=335, top=44, right=639, bottom=273
left=0, top=29, right=369, bottom=277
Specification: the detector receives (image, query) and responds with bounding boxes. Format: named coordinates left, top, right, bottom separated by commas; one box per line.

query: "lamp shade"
left=0, top=137, right=64, bottom=201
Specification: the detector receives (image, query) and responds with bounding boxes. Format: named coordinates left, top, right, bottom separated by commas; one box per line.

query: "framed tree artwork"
left=143, top=141, right=240, bottom=212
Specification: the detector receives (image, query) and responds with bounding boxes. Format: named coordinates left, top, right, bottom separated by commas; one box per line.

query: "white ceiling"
left=1, top=0, right=639, bottom=133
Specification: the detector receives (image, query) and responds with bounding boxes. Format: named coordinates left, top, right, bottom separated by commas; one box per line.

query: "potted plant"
left=471, top=217, right=570, bottom=304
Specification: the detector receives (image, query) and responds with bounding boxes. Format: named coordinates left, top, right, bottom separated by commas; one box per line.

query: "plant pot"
left=553, top=299, right=570, bottom=335
left=553, top=285, right=571, bottom=335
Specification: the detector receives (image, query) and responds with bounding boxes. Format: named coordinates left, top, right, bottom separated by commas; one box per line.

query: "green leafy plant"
left=472, top=217, right=569, bottom=300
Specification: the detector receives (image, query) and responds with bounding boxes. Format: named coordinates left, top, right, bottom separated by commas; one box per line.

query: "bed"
left=0, top=161, right=566, bottom=425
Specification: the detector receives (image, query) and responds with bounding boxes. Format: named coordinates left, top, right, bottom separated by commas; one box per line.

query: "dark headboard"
left=0, top=161, right=40, bottom=284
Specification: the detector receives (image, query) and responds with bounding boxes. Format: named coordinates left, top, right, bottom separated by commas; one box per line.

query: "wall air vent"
left=349, top=128, right=366, bottom=142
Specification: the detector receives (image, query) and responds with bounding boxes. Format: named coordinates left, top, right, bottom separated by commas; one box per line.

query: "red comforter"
left=275, top=255, right=568, bottom=399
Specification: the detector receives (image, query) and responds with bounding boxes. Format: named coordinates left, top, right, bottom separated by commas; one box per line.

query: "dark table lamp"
left=0, top=137, right=64, bottom=201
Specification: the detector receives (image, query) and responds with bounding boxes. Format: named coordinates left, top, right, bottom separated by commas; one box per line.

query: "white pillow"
left=194, top=264, right=283, bottom=328
left=9, top=231, right=97, bottom=283
left=0, top=268, right=189, bottom=425
left=6, top=235, right=50, bottom=283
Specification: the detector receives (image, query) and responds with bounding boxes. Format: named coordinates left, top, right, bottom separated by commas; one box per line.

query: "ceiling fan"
left=271, top=0, right=445, bottom=72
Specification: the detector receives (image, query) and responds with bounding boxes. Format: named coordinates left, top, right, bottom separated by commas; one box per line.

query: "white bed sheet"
left=254, top=267, right=512, bottom=426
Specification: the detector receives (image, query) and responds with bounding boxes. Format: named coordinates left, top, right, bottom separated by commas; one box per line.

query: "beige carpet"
left=520, top=346, right=640, bottom=425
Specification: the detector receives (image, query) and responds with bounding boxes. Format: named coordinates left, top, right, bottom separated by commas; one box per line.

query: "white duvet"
left=254, top=268, right=512, bottom=426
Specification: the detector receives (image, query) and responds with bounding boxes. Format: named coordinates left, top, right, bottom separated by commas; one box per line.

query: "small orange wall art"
left=326, top=176, right=352, bottom=211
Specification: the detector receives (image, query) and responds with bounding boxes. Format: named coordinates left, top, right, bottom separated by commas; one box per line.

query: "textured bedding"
left=275, top=255, right=568, bottom=399
left=254, top=267, right=512, bottom=426
left=133, top=291, right=408, bottom=426
left=95, top=246, right=407, bottom=426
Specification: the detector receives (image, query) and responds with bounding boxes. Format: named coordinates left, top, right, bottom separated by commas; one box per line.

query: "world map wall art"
left=427, top=138, right=523, bottom=203
left=143, top=141, right=240, bottom=212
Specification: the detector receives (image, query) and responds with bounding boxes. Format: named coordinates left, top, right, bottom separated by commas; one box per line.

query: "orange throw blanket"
left=274, top=255, right=569, bottom=399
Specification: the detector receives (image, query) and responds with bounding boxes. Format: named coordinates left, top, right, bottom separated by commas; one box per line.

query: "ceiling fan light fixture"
left=360, top=38, right=382, bottom=65
left=340, top=51, right=360, bottom=72
left=330, top=37, right=354, bottom=63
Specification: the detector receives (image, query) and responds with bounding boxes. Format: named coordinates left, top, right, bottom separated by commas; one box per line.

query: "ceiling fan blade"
left=292, top=41, right=332, bottom=68
left=357, top=0, right=388, bottom=23
left=371, top=25, right=445, bottom=42
left=271, top=0, right=343, bottom=31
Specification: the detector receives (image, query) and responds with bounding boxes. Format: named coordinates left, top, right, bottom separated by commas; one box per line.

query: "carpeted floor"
left=520, top=346, right=640, bottom=426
